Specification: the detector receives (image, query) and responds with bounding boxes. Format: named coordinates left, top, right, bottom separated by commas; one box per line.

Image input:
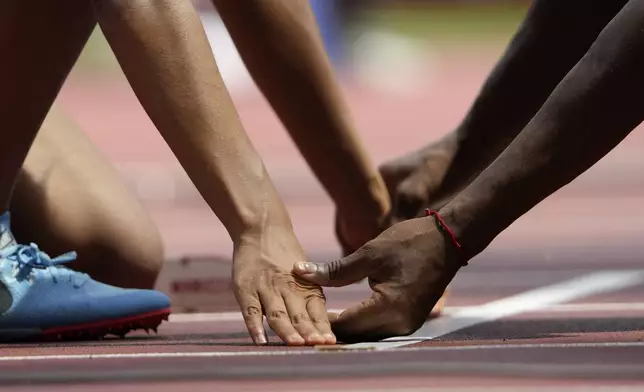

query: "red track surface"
left=4, top=49, right=644, bottom=390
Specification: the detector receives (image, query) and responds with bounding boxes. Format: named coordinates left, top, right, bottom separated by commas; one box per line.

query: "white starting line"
left=167, top=302, right=644, bottom=324
left=345, top=270, right=644, bottom=350
left=1, top=270, right=643, bottom=361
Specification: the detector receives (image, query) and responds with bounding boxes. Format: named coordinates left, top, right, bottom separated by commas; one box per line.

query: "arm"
left=93, top=0, right=281, bottom=240
left=441, top=0, right=644, bottom=259
left=294, top=0, right=644, bottom=342
left=448, top=0, right=629, bottom=175
left=213, top=0, right=390, bottom=248
left=92, top=0, right=335, bottom=346
left=383, top=0, right=629, bottom=222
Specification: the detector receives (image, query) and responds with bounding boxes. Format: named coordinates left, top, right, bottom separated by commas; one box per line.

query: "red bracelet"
left=425, top=209, right=462, bottom=251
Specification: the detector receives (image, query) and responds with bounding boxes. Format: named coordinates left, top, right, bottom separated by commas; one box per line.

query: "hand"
left=294, top=216, right=466, bottom=343
left=233, top=226, right=336, bottom=346
left=379, top=134, right=461, bottom=225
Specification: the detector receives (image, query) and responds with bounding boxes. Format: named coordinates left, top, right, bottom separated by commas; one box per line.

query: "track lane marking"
left=343, top=270, right=644, bottom=350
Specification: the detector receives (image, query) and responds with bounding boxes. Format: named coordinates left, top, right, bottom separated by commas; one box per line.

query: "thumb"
left=293, top=248, right=379, bottom=288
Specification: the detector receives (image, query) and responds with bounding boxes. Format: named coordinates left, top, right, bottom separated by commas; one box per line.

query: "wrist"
left=437, top=198, right=490, bottom=261
left=230, top=203, right=295, bottom=246
left=232, top=213, right=304, bottom=270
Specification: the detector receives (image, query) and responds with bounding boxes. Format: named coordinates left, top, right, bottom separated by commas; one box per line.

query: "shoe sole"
left=1, top=308, right=171, bottom=342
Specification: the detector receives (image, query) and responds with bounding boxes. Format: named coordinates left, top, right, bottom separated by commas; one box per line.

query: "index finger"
left=331, top=293, right=395, bottom=343
left=306, top=296, right=336, bottom=345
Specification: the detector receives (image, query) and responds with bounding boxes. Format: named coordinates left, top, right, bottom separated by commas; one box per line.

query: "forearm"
left=441, top=0, right=644, bottom=258
left=93, top=0, right=292, bottom=241
left=441, top=0, right=628, bottom=194
left=214, top=0, right=389, bottom=220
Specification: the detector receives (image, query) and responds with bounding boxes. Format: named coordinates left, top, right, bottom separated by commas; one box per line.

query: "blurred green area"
left=73, top=2, right=528, bottom=75
left=351, top=2, right=528, bottom=46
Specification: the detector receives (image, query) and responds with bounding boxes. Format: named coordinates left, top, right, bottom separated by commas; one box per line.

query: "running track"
left=4, top=247, right=644, bottom=390
left=4, top=47, right=644, bottom=390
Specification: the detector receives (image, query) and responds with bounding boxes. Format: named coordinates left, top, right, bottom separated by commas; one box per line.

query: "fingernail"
left=323, top=333, right=336, bottom=344
left=307, top=333, right=324, bottom=344
left=254, top=334, right=267, bottom=345
left=295, top=262, right=317, bottom=274
left=287, top=334, right=305, bottom=346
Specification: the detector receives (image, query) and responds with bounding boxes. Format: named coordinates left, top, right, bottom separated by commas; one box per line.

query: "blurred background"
left=52, top=0, right=644, bottom=309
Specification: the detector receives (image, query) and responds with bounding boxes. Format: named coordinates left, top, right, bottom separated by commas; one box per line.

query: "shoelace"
left=0, top=243, right=83, bottom=284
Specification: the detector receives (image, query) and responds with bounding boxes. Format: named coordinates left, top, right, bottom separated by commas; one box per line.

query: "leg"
left=380, top=0, right=629, bottom=223
left=0, top=1, right=170, bottom=341
left=0, top=0, right=96, bottom=209
left=11, top=106, right=164, bottom=289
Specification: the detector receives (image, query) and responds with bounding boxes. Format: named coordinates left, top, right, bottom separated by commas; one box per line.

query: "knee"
left=64, top=210, right=165, bottom=290
left=90, top=216, right=165, bottom=289
left=110, top=223, right=165, bottom=289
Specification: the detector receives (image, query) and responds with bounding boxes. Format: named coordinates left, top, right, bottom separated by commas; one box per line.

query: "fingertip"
left=238, top=298, right=266, bottom=345
left=293, top=261, right=318, bottom=275
left=249, top=326, right=268, bottom=345
left=323, top=333, right=337, bottom=345
left=286, top=334, right=306, bottom=346
left=328, top=298, right=388, bottom=343
left=253, top=333, right=268, bottom=345
left=305, top=332, right=326, bottom=346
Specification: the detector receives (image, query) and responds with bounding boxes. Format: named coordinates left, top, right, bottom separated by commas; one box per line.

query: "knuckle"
left=358, top=241, right=379, bottom=256
left=326, top=259, right=343, bottom=281
left=301, top=290, right=327, bottom=305
left=270, top=272, right=292, bottom=288
left=267, top=309, right=288, bottom=323
left=290, top=312, right=310, bottom=325
left=311, top=290, right=327, bottom=302
left=310, top=314, right=330, bottom=325
left=286, top=280, right=300, bottom=292
left=233, top=275, right=258, bottom=292
left=396, top=185, right=418, bottom=200
left=285, top=276, right=326, bottom=296
left=268, top=278, right=286, bottom=295
left=244, top=305, right=262, bottom=318
left=396, top=180, right=424, bottom=200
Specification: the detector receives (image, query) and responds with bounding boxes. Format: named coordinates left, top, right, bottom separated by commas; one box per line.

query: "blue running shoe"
left=0, top=211, right=171, bottom=341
